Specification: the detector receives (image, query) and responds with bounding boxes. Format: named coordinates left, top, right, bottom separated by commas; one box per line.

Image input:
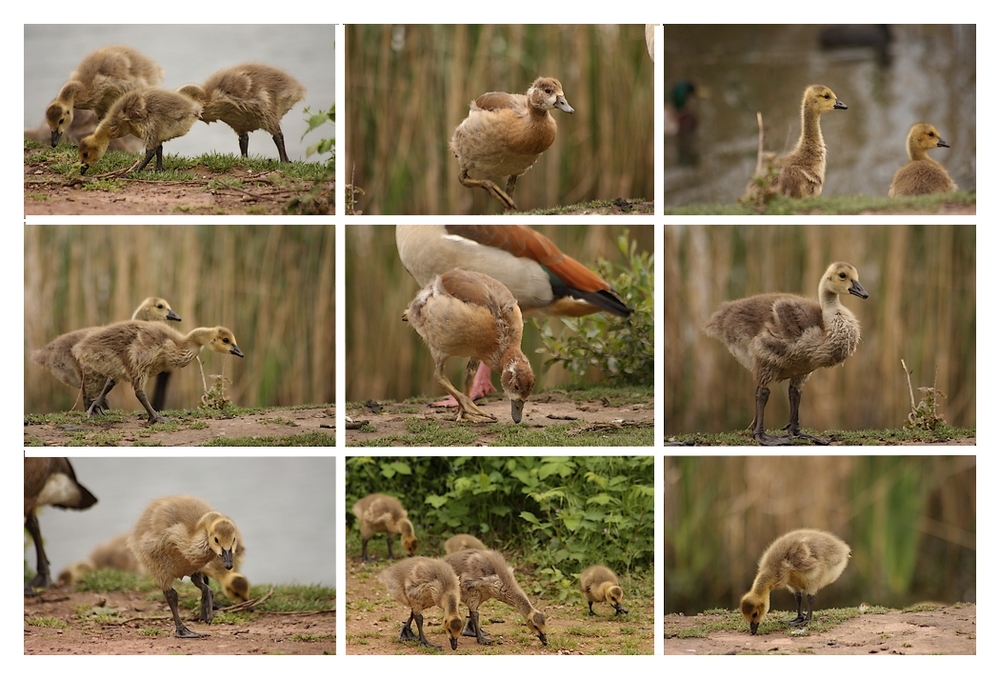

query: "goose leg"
left=151, top=372, right=171, bottom=412
left=360, top=537, right=372, bottom=562
left=239, top=133, right=250, bottom=157
left=386, top=534, right=396, bottom=560
left=191, top=572, right=214, bottom=623
left=24, top=513, right=50, bottom=595
left=785, top=383, right=830, bottom=445
left=505, top=174, right=518, bottom=203
left=458, top=169, right=518, bottom=211
left=398, top=611, right=419, bottom=642
left=272, top=131, right=290, bottom=163
left=166, top=587, right=205, bottom=638
left=86, top=378, right=117, bottom=418
left=414, top=612, right=442, bottom=649
left=434, top=363, right=496, bottom=423
left=588, top=601, right=596, bottom=616
left=134, top=147, right=158, bottom=173
left=432, top=361, right=496, bottom=407
left=155, top=144, right=165, bottom=171
left=787, top=591, right=810, bottom=627
left=134, top=388, right=165, bottom=424
left=467, top=610, right=493, bottom=645
left=752, top=385, right=792, bottom=445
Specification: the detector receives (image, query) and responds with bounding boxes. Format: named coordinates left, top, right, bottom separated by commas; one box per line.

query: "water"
left=24, top=25, right=335, bottom=163
left=27, top=457, right=337, bottom=589
left=662, top=25, right=976, bottom=206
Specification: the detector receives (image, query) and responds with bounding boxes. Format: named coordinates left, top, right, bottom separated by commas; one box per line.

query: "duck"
left=396, top=225, right=631, bottom=402
left=888, top=123, right=959, bottom=197
left=704, top=262, right=868, bottom=445
left=127, top=495, right=238, bottom=638
left=740, top=528, right=851, bottom=634
left=403, top=268, right=535, bottom=423
left=32, top=297, right=182, bottom=413
left=45, top=45, right=164, bottom=147
left=444, top=534, right=486, bottom=554
left=450, top=76, right=574, bottom=211
left=177, top=63, right=306, bottom=162
left=71, top=321, right=244, bottom=424
left=443, top=548, right=548, bottom=646
left=78, top=86, right=203, bottom=175
left=352, top=493, right=418, bottom=562
left=580, top=564, right=628, bottom=616
left=749, top=85, right=848, bottom=199
left=379, top=556, right=464, bottom=650
left=24, top=457, right=97, bottom=595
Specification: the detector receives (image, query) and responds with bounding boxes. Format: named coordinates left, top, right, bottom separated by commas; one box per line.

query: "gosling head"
left=821, top=262, right=868, bottom=300
left=223, top=573, right=250, bottom=603
left=444, top=610, right=463, bottom=650
left=527, top=609, right=548, bottom=646
left=45, top=101, right=74, bottom=147
left=176, top=84, right=208, bottom=106
left=402, top=534, right=418, bottom=557
left=740, top=591, right=769, bottom=635
left=528, top=77, right=574, bottom=114
left=500, top=351, right=535, bottom=424
left=604, top=583, right=628, bottom=615
left=803, top=84, right=848, bottom=115
left=208, top=327, right=245, bottom=358
left=78, top=132, right=111, bottom=175
left=207, top=515, right=238, bottom=570
left=141, top=297, right=182, bottom=322
left=907, top=122, right=949, bottom=157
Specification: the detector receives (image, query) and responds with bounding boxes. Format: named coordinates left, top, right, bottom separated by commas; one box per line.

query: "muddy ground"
left=664, top=604, right=976, bottom=655
left=24, top=588, right=335, bottom=655
left=24, top=406, right=336, bottom=447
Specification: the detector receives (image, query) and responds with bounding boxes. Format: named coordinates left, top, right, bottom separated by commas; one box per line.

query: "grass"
left=665, top=605, right=894, bottom=639
left=666, top=425, right=976, bottom=446
left=666, top=191, right=976, bottom=215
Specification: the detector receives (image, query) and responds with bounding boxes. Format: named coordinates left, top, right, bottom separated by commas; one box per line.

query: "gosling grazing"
left=450, top=76, right=574, bottom=211
left=78, top=87, right=202, bottom=174
left=396, top=225, right=630, bottom=402
left=443, top=534, right=487, bottom=554
left=352, top=493, right=418, bottom=562
left=443, top=549, right=548, bottom=646
left=888, top=123, right=959, bottom=196
left=704, top=262, right=868, bottom=445
left=404, top=268, right=534, bottom=423
left=580, top=564, right=628, bottom=616
left=32, top=297, right=182, bottom=412
left=379, top=557, right=464, bottom=650
left=753, top=85, right=848, bottom=199
left=740, top=528, right=851, bottom=634
left=127, top=495, right=239, bottom=638
left=71, top=321, right=244, bottom=424
left=46, top=45, right=164, bottom=147
left=177, top=63, right=306, bottom=162
left=24, top=457, right=97, bottom=595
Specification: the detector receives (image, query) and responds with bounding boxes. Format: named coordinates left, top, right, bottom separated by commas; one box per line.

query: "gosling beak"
left=449, top=637, right=458, bottom=650
left=50, top=131, right=60, bottom=147
left=166, top=310, right=182, bottom=322
left=834, top=98, right=847, bottom=110
left=510, top=398, right=525, bottom=424
left=614, top=603, right=628, bottom=615
left=221, top=548, right=234, bottom=570
left=538, top=632, right=548, bottom=646
left=849, top=280, right=869, bottom=299
left=80, top=164, right=90, bottom=175
left=230, top=345, right=245, bottom=358
left=750, top=621, right=759, bottom=635
left=937, top=137, right=950, bottom=149
left=555, top=96, right=574, bottom=114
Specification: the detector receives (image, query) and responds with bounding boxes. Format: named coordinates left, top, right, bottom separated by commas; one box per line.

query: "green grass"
left=667, top=425, right=976, bottom=446
left=665, top=605, right=894, bottom=639
left=523, top=198, right=652, bottom=216
left=667, top=191, right=976, bottom=215
left=75, top=569, right=152, bottom=593
left=25, top=617, right=69, bottom=628
left=201, top=432, right=335, bottom=446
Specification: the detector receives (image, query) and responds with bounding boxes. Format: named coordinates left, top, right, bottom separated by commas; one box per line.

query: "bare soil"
left=664, top=604, right=976, bottom=655
left=346, top=391, right=655, bottom=446
left=24, top=588, right=335, bottom=655
left=24, top=406, right=335, bottom=447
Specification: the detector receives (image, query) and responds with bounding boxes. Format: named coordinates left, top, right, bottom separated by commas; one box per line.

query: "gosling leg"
left=386, top=534, right=396, bottom=560
left=787, top=591, right=813, bottom=627
left=398, top=611, right=419, bottom=642
left=588, top=601, right=596, bottom=616
left=86, top=378, right=117, bottom=418
left=360, top=537, right=372, bottom=562
left=24, top=513, right=51, bottom=595
left=134, top=388, right=165, bottom=424
left=414, top=612, right=441, bottom=649
left=752, top=385, right=792, bottom=446
left=467, top=610, right=493, bottom=645
left=151, top=372, right=171, bottom=412
left=785, top=383, right=830, bottom=445
left=239, top=133, right=250, bottom=157
left=191, top=572, right=214, bottom=624
left=434, top=363, right=496, bottom=423
left=272, top=131, right=290, bottom=163
left=165, top=587, right=205, bottom=638
left=458, top=168, right=517, bottom=211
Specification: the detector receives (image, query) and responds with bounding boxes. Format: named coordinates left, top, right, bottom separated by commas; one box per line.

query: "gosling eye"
left=839, top=272, right=847, bottom=279
left=214, top=537, right=219, bottom=544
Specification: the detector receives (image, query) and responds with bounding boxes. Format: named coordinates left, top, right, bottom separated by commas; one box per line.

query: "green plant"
left=902, top=360, right=947, bottom=431
left=302, top=104, right=335, bottom=162
left=537, top=231, right=653, bottom=386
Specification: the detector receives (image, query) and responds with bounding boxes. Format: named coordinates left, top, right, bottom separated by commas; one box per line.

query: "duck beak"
left=510, top=399, right=525, bottom=423
left=167, top=310, right=182, bottom=322
left=749, top=621, right=759, bottom=635
left=230, top=345, right=245, bottom=358
left=834, top=98, right=847, bottom=110
left=555, top=96, right=574, bottom=114
left=849, top=280, right=869, bottom=299
left=937, top=138, right=950, bottom=149
left=221, top=548, right=234, bottom=570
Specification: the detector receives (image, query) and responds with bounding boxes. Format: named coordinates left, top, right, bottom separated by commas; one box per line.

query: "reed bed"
left=346, top=225, right=651, bottom=403
left=664, top=225, right=975, bottom=434
left=664, top=456, right=976, bottom=614
left=24, top=225, right=335, bottom=415
left=345, top=25, right=654, bottom=214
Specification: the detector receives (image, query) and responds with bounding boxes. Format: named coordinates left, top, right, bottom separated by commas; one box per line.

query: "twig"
left=753, top=111, right=766, bottom=177
left=901, top=359, right=916, bottom=411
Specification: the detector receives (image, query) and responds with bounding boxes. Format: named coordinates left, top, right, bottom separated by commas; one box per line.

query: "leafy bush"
left=536, top=230, right=654, bottom=386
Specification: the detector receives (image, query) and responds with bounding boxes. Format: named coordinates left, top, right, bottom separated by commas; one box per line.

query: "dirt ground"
left=344, top=556, right=654, bottom=655
left=664, top=604, right=976, bottom=655
left=24, top=588, right=335, bottom=655
left=346, top=391, right=655, bottom=446
left=24, top=406, right=335, bottom=447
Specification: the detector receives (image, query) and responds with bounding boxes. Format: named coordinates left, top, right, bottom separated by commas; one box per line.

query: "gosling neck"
left=907, top=139, right=933, bottom=163
left=796, top=102, right=826, bottom=160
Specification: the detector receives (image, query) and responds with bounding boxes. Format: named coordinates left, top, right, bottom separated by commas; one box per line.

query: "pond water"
left=27, top=457, right=336, bottom=588
left=662, top=25, right=976, bottom=206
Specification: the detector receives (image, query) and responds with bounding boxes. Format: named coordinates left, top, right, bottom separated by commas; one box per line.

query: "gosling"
left=352, top=493, right=418, bottom=562
left=580, top=564, right=628, bottom=616
left=443, top=534, right=486, bottom=554
left=379, top=556, right=464, bottom=650
left=888, top=122, right=959, bottom=196
left=740, top=528, right=850, bottom=634
left=127, top=495, right=239, bottom=638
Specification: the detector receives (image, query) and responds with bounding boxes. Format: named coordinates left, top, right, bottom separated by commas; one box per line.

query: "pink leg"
left=431, top=362, right=496, bottom=406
